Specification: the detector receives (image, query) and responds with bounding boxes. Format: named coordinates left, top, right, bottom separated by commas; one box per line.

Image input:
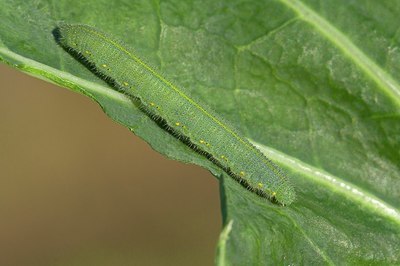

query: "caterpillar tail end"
left=274, top=183, right=296, bottom=206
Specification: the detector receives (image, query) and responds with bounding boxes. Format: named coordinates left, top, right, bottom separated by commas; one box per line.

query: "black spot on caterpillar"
left=54, top=23, right=296, bottom=205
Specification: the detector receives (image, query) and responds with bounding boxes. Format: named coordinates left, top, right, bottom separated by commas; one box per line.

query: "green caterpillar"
left=56, top=23, right=295, bottom=205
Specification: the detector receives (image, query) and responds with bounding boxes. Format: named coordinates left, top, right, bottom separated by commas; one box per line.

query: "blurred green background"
left=0, top=64, right=221, bottom=266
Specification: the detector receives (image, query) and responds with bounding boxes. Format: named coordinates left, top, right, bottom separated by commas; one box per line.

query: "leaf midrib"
left=252, top=140, right=400, bottom=224
left=1, top=41, right=399, bottom=223
left=281, top=0, right=400, bottom=107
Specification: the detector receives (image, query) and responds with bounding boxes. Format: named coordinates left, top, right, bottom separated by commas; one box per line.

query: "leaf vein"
left=280, top=0, right=400, bottom=106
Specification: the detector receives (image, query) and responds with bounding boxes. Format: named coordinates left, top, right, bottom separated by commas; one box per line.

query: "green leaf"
left=1, top=0, right=399, bottom=265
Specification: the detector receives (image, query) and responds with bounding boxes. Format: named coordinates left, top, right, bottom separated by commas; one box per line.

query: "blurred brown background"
left=0, top=64, right=221, bottom=266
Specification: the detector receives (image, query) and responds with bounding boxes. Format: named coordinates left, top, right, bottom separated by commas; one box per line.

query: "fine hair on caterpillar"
left=54, top=23, right=296, bottom=206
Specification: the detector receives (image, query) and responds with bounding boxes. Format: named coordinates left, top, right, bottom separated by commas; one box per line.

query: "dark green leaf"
left=1, top=0, right=399, bottom=264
